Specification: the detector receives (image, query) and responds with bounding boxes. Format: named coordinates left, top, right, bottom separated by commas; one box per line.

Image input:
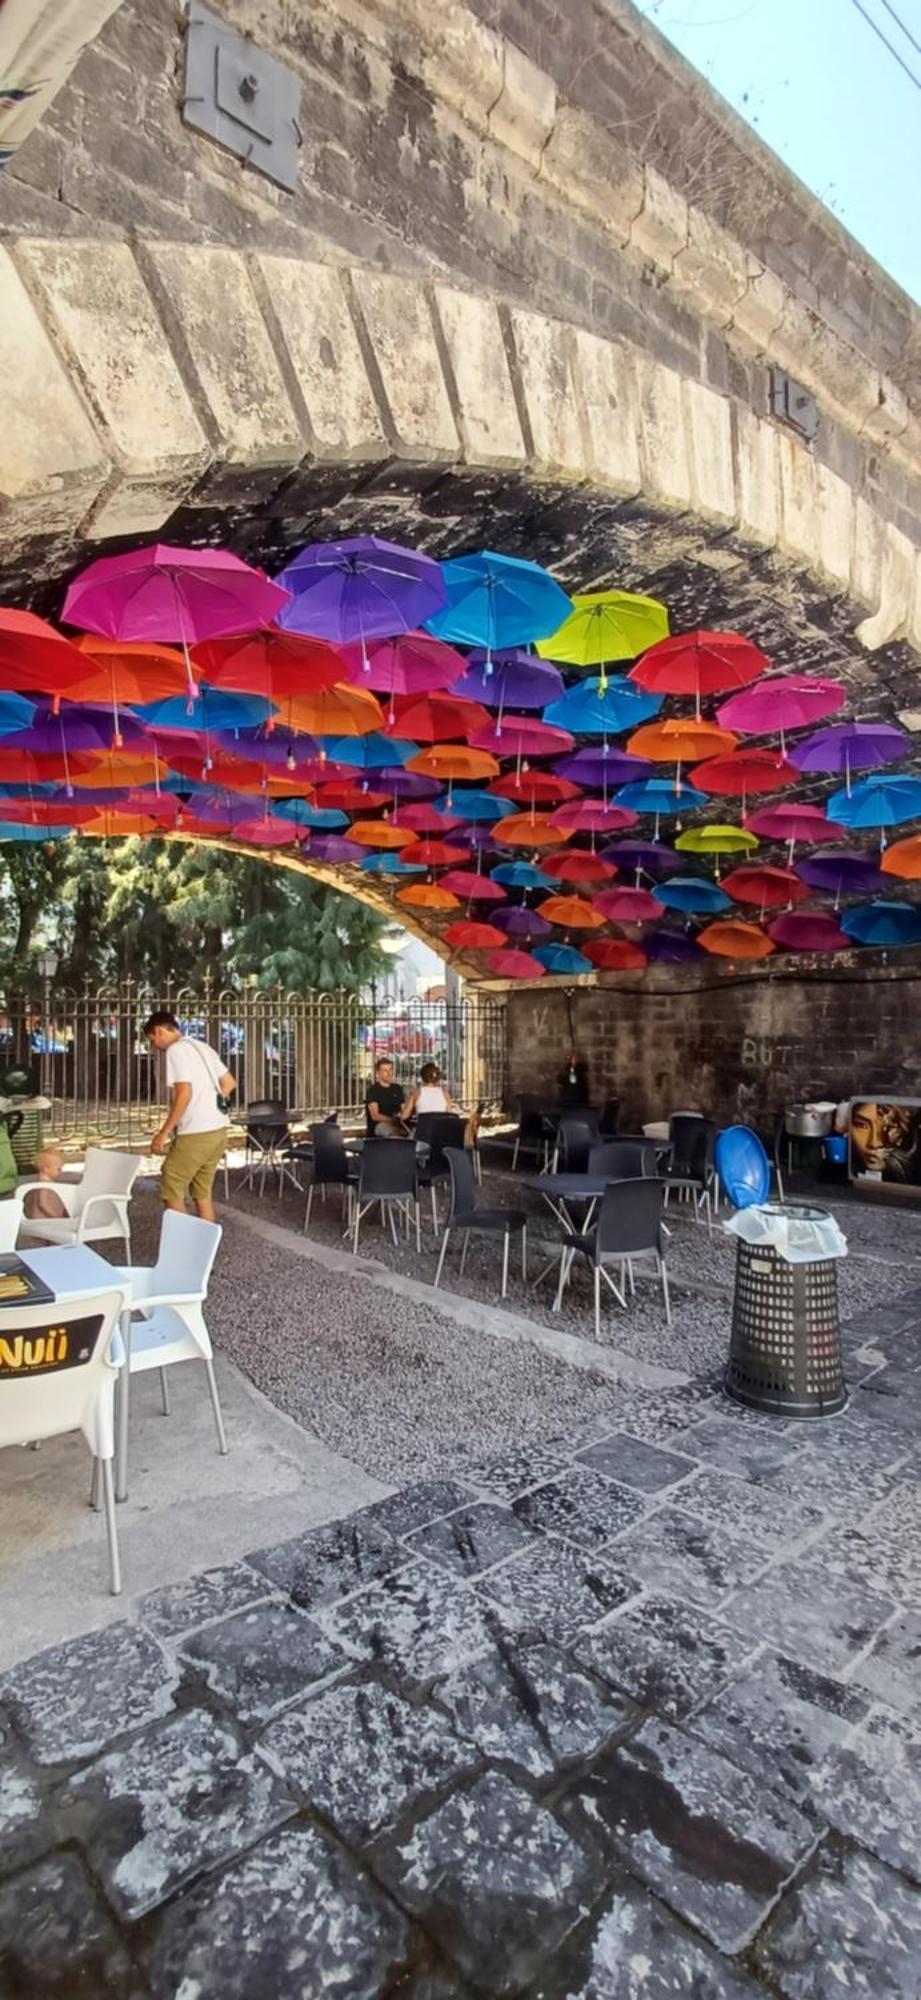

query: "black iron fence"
left=0, top=976, right=508, bottom=1145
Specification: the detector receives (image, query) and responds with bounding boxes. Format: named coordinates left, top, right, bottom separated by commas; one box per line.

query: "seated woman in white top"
left=402, top=1061, right=457, bottom=1120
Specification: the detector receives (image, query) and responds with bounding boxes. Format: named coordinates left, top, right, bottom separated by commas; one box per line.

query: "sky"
left=632, top=0, right=921, bottom=304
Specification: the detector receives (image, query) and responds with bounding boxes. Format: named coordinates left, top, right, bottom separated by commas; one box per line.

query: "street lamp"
left=36, top=948, right=58, bottom=1097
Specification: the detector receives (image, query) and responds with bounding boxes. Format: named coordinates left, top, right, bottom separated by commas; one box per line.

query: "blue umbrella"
left=436, top=790, right=514, bottom=824
left=841, top=901, right=921, bottom=947
left=0, top=695, right=36, bottom=735
left=657, top=876, right=731, bottom=914
left=615, top=780, right=707, bottom=818
left=533, top=943, right=593, bottom=975
left=359, top=853, right=425, bottom=876
left=137, top=687, right=275, bottom=734
left=425, top=552, right=571, bottom=658
left=271, top=801, right=349, bottom=830
left=491, top=861, right=554, bottom=890
left=0, top=781, right=56, bottom=797
left=0, top=822, right=71, bottom=843
left=545, top=676, right=662, bottom=736
left=321, top=733, right=415, bottom=769
left=827, top=775, right=921, bottom=840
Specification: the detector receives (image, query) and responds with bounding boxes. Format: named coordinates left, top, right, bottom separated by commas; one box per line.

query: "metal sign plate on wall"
left=182, top=0, right=301, bottom=192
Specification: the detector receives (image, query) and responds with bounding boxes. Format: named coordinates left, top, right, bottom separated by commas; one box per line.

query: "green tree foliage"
left=0, top=837, right=387, bottom=993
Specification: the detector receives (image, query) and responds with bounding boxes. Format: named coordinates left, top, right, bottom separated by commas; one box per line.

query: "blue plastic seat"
left=715, top=1125, right=771, bottom=1210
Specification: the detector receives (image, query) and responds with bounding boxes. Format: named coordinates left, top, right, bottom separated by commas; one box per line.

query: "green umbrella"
left=536, top=591, right=669, bottom=690
left=676, top=822, right=759, bottom=880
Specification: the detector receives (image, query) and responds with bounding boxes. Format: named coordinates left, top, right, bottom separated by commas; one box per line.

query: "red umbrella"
left=316, top=783, right=387, bottom=811
left=593, top=886, right=664, bottom=922
left=192, top=629, right=348, bottom=699
left=721, top=864, right=807, bottom=909
left=490, top=772, right=580, bottom=806
left=398, top=839, right=469, bottom=867
left=631, top=630, right=769, bottom=719
left=767, top=911, right=850, bottom=952
left=541, top=852, right=615, bottom=885
left=470, top=717, right=574, bottom=758
left=439, top=871, right=506, bottom=901
left=691, top=748, right=797, bottom=797
left=444, top=920, right=506, bottom=950
left=0, top=797, right=99, bottom=827
left=0, top=609, right=89, bottom=697
left=584, top=938, right=647, bottom=970
left=484, top=948, right=547, bottom=979
left=390, top=803, right=463, bottom=833
left=0, top=748, right=102, bottom=786
left=389, top=692, right=490, bottom=740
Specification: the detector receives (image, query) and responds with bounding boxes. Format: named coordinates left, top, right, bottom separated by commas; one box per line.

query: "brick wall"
left=504, top=966, right=921, bottom=1131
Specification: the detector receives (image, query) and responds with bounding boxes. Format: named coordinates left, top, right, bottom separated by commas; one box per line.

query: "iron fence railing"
left=0, top=975, right=508, bottom=1144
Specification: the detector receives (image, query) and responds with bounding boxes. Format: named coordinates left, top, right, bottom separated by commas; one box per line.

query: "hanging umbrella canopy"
left=536, top=589, right=669, bottom=674
left=721, top=864, right=807, bottom=909
left=0, top=746, right=103, bottom=787
left=64, top=545, right=289, bottom=699
left=321, top=733, right=415, bottom=771
left=615, top=780, right=706, bottom=818
left=276, top=537, right=446, bottom=651
left=584, top=938, right=648, bottom=971
left=399, top=838, right=468, bottom=868
left=359, top=853, right=424, bottom=875
left=490, top=771, right=579, bottom=806
left=191, top=628, right=348, bottom=700
left=601, top=841, right=680, bottom=882
left=555, top=746, right=653, bottom=789
left=656, top=876, right=731, bottom=915
left=435, top=790, right=513, bottom=824
left=0, top=694, right=37, bottom=735
left=789, top=721, right=908, bottom=784
left=484, top=947, right=547, bottom=979
left=491, top=861, right=554, bottom=890
left=453, top=652, right=564, bottom=711
left=390, top=802, right=463, bottom=833
left=370, top=769, right=441, bottom=800
left=0, top=609, right=90, bottom=698
left=6, top=702, right=153, bottom=757
left=395, top=881, right=460, bottom=911
left=348, top=820, right=415, bottom=850
left=494, top=813, right=569, bottom=849
left=389, top=691, right=491, bottom=741
left=768, top=911, right=850, bottom=953
left=425, top=551, right=571, bottom=656
left=224, top=817, right=300, bottom=849
left=0, top=822, right=73, bottom=844
left=439, top=870, right=506, bottom=901
left=744, top=802, right=839, bottom=848
left=717, top=674, right=846, bottom=739
left=676, top=824, right=759, bottom=859
left=408, top=745, right=500, bottom=783
left=71, top=636, right=190, bottom=707
left=0, top=796, right=98, bottom=827
left=593, top=885, right=664, bottom=923
left=444, top=919, right=506, bottom=950
left=698, top=919, right=775, bottom=960
left=471, top=716, right=574, bottom=758
left=796, top=850, right=887, bottom=898
left=630, top=630, right=769, bottom=718
left=541, top=852, right=615, bottom=885
left=82, top=811, right=163, bottom=839
left=137, top=687, right=275, bottom=735
left=550, top=800, right=637, bottom=835
left=308, top=836, right=364, bottom=864
left=645, top=930, right=702, bottom=963
left=841, top=901, right=921, bottom=948
left=544, top=675, right=662, bottom=736
left=280, top=683, right=384, bottom=739
left=339, top=630, right=464, bottom=707
left=690, top=748, right=797, bottom=797
left=271, top=801, right=348, bottom=830
left=492, top=906, right=553, bottom=938
left=627, top=718, right=737, bottom=764
left=315, top=784, right=388, bottom=812
left=533, top=943, right=593, bottom=975
left=882, top=835, right=921, bottom=881
left=826, top=775, right=921, bottom=835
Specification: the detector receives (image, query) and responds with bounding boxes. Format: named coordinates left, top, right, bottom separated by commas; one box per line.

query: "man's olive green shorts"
left=160, top=1128, right=227, bottom=1204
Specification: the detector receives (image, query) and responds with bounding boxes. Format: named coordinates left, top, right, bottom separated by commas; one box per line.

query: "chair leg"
left=304, top=1184, right=314, bottom=1234
left=100, top=1457, right=122, bottom=1596
left=512, top=1138, right=520, bottom=1171
left=660, top=1255, right=672, bottom=1326
left=430, top=1184, right=438, bottom=1233
left=415, top=1199, right=421, bottom=1255
left=352, top=1201, right=361, bottom=1256
left=594, top=1262, right=601, bottom=1340
left=501, top=1228, right=510, bottom=1299
left=459, top=1229, right=470, bottom=1276
left=116, top=1317, right=131, bottom=1504
left=89, top=1456, right=100, bottom=1510
left=204, top=1359, right=229, bottom=1456
left=434, top=1226, right=450, bottom=1288
left=521, top=1226, right=527, bottom=1280
left=159, top=1368, right=171, bottom=1417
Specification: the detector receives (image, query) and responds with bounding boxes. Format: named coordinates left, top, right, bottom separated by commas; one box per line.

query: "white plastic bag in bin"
left=723, top=1202, right=848, bottom=1264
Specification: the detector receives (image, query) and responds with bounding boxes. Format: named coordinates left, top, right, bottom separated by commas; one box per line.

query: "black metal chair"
left=434, top=1148, right=528, bottom=1300
left=662, top=1120, right=717, bottom=1230
left=303, top=1122, right=359, bottom=1234
left=240, top=1099, right=302, bottom=1196
left=588, top=1138, right=658, bottom=1179
left=556, top=1177, right=671, bottom=1331
left=352, top=1138, right=419, bottom=1256
left=511, top=1095, right=550, bottom=1171
left=554, top=1113, right=601, bottom=1174
left=415, top=1112, right=466, bottom=1231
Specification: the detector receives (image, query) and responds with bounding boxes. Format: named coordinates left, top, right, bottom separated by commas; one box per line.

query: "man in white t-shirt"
left=144, top=1010, right=236, bottom=1221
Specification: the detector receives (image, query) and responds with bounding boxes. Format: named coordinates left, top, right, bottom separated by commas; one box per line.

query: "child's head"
left=420, top=1062, right=441, bottom=1085
left=36, top=1145, right=64, bottom=1180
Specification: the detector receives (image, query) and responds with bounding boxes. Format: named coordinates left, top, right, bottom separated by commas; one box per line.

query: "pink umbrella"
left=767, top=911, right=850, bottom=953
left=390, top=803, right=463, bottom=833
left=471, top=716, right=573, bottom=758
left=594, top=886, right=664, bottom=922
left=550, top=800, right=638, bottom=835
left=717, top=675, right=846, bottom=751
left=744, top=803, right=841, bottom=855
left=439, top=870, right=507, bottom=901
left=485, top=948, right=546, bottom=979
left=62, top=545, right=290, bottom=701
left=338, top=632, right=466, bottom=719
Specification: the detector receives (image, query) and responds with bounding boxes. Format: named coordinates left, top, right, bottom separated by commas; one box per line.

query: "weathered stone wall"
left=2, top=0, right=921, bottom=554
left=503, top=965, right=921, bottom=1129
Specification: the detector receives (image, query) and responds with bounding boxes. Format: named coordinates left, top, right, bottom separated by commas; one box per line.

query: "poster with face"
left=849, top=1100, right=921, bottom=1185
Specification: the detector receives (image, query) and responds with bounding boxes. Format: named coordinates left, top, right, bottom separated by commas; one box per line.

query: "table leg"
left=115, top=1309, right=132, bottom=1504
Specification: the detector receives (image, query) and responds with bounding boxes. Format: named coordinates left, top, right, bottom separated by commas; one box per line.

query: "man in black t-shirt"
left=365, top=1057, right=407, bottom=1137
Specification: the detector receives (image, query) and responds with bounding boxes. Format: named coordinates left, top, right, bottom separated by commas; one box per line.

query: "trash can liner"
left=724, top=1201, right=847, bottom=1265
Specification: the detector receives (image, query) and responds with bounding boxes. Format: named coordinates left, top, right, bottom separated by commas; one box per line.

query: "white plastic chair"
left=0, top=1198, right=24, bottom=1251
left=0, top=1286, right=126, bottom=1593
left=17, top=1148, right=142, bottom=1256
left=112, top=1212, right=226, bottom=1501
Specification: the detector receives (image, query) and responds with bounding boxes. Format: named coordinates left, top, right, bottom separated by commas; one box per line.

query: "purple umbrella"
left=307, top=835, right=364, bottom=864
left=491, top=905, right=553, bottom=938
left=602, top=839, right=680, bottom=877
left=768, top=911, right=850, bottom=953
left=452, top=651, right=565, bottom=712
left=789, top=721, right=908, bottom=794
left=375, top=769, right=441, bottom=800
left=13, top=703, right=152, bottom=754
left=645, top=930, right=702, bottom=962
left=276, top=538, right=447, bottom=662
left=555, top=747, right=654, bottom=792
left=795, top=849, right=888, bottom=904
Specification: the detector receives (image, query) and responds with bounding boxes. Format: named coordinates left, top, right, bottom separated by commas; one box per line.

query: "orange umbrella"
left=349, top=820, right=414, bottom=849
left=493, top=812, right=568, bottom=849
left=399, top=839, right=468, bottom=867
left=281, top=683, right=383, bottom=738
left=81, top=812, right=162, bottom=838
left=408, top=746, right=500, bottom=782
left=584, top=938, right=647, bottom=970
left=627, top=718, right=737, bottom=772
left=698, top=919, right=775, bottom=960
left=721, top=864, right=807, bottom=909
left=536, top=895, right=606, bottom=929
left=71, top=638, right=190, bottom=730
left=396, top=881, right=460, bottom=911
left=882, top=835, right=921, bottom=880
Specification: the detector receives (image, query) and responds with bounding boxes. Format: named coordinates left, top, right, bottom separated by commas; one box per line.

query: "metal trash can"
left=725, top=1202, right=847, bottom=1418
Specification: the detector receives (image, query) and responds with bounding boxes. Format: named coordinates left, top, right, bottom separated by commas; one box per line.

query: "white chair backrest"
left=0, top=1197, right=24, bottom=1253
left=75, top=1149, right=142, bottom=1215
left=155, top=1211, right=222, bottom=1298
left=0, top=1287, right=125, bottom=1454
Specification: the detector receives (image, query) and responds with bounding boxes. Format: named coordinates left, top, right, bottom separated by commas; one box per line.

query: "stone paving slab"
left=755, top=1844, right=921, bottom=1997
left=811, top=1705, right=921, bottom=1884
left=144, top=1822, right=412, bottom=2000
left=575, top=1432, right=700, bottom=1491
left=176, top=1601, right=348, bottom=1723
left=0, top=1850, right=148, bottom=2000
left=670, top=1467, right=826, bottom=1554
left=64, top=1708, right=294, bottom=1920
left=0, top=1712, right=43, bottom=1870
left=247, top=1515, right=408, bottom=1615
left=573, top=1595, right=759, bottom=1723
left=816, top=1484, right=921, bottom=1606
left=847, top=1604, right=921, bottom=1715
left=564, top=1718, right=818, bottom=1953
left=724, top=1557, right=897, bottom=1676
left=436, top=1640, right=636, bottom=1778
left=665, top=1415, right=805, bottom=1483
left=138, top=1562, right=277, bottom=1641
left=261, top=1679, right=476, bottom=1840
left=475, top=1538, right=642, bottom=1643
left=512, top=1467, right=651, bottom=1552
left=314, top=1562, right=516, bottom=1685
left=457, top=1442, right=572, bottom=1502
left=609, top=1506, right=765, bottom=1611
left=363, top=1479, right=479, bottom=1539
left=532, top=1872, right=765, bottom=1997
left=404, top=1501, right=542, bottom=1579
left=1, top=1622, right=177, bottom=1766
left=372, top=1769, right=608, bottom=1994
left=685, top=1649, right=868, bottom=1805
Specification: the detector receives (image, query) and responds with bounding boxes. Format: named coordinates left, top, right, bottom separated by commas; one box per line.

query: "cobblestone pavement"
left=1, top=1282, right=919, bottom=1996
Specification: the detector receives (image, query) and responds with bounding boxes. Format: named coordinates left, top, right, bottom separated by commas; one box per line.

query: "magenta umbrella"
left=551, top=800, right=638, bottom=835
left=485, top=947, right=547, bottom=979
left=716, top=675, right=846, bottom=750
left=63, top=546, right=289, bottom=701
left=744, top=802, right=841, bottom=859
left=471, top=716, right=573, bottom=758
left=768, top=911, right=850, bottom=953
left=338, top=632, right=465, bottom=720
left=439, top=870, right=507, bottom=901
